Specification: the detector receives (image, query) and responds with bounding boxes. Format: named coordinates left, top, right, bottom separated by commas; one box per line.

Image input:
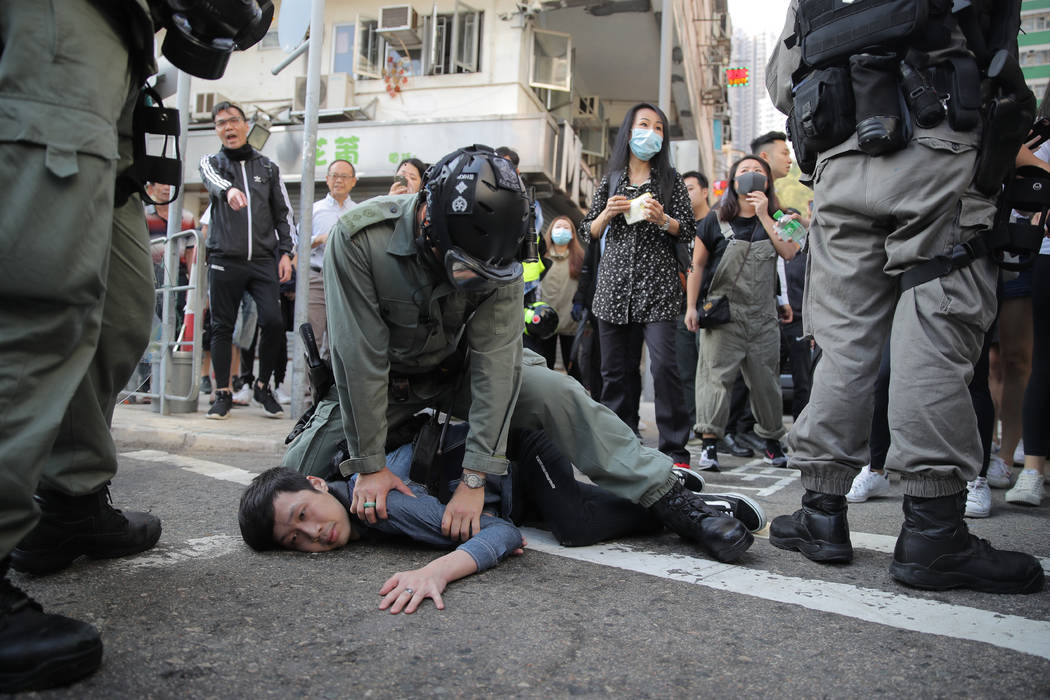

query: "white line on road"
left=122, top=449, right=256, bottom=485
left=110, top=536, right=242, bottom=571
left=122, top=449, right=1050, bottom=651
left=522, top=527, right=1050, bottom=661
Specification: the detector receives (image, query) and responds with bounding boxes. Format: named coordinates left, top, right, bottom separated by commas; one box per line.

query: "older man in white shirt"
left=309, top=159, right=357, bottom=358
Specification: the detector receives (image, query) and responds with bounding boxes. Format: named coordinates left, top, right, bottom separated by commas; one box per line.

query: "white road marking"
left=110, top=535, right=242, bottom=571
left=122, top=449, right=256, bottom=485
left=522, top=527, right=1050, bottom=660
left=121, top=450, right=1050, bottom=646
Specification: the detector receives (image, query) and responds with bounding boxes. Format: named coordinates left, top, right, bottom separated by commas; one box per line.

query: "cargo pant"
left=695, top=236, right=786, bottom=441
left=283, top=350, right=679, bottom=507
left=0, top=0, right=154, bottom=555
left=788, top=134, right=997, bottom=498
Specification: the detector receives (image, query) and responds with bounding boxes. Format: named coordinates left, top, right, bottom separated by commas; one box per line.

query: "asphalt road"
left=11, top=447, right=1050, bottom=699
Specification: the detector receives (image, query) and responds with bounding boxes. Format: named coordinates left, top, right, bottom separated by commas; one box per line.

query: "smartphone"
left=394, top=174, right=408, bottom=187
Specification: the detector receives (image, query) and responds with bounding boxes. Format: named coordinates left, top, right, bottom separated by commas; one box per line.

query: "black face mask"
left=734, top=171, right=767, bottom=195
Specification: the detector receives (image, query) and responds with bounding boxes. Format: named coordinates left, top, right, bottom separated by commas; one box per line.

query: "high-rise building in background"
left=1021, top=0, right=1050, bottom=102
left=728, top=27, right=783, bottom=156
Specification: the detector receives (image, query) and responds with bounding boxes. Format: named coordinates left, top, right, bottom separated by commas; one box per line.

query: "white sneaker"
left=965, top=477, right=991, bottom=518
left=1005, top=469, right=1044, bottom=506
left=986, top=455, right=1012, bottom=489
left=275, top=386, right=292, bottom=405
left=697, top=444, right=720, bottom=472
left=1013, top=440, right=1025, bottom=466
left=846, top=465, right=890, bottom=503
left=231, top=384, right=253, bottom=406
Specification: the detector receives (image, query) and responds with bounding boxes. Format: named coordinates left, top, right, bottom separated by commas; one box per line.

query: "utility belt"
left=787, top=0, right=1038, bottom=286
left=787, top=0, right=1031, bottom=198
left=388, top=345, right=468, bottom=403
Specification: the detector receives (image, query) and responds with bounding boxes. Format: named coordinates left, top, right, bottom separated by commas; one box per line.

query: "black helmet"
left=421, top=145, right=530, bottom=292
left=523, top=301, right=558, bottom=339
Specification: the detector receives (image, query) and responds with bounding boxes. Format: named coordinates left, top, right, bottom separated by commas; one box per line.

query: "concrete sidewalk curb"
left=113, top=422, right=286, bottom=456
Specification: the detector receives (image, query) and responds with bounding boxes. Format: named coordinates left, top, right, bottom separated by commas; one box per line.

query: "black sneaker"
left=719, top=433, right=754, bottom=458
left=737, top=431, right=766, bottom=453
left=650, top=481, right=753, bottom=563
left=207, top=390, right=232, bottom=419
left=769, top=490, right=853, bottom=563
left=694, top=492, right=767, bottom=532
left=671, top=465, right=705, bottom=493
left=889, top=493, right=1044, bottom=594
left=697, top=443, right=720, bottom=471
left=200, top=375, right=212, bottom=394
left=0, top=559, right=102, bottom=693
left=11, top=486, right=162, bottom=575
left=254, top=383, right=284, bottom=418
left=763, top=439, right=787, bottom=467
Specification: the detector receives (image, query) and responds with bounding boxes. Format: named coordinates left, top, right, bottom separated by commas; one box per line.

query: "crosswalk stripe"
left=110, top=535, right=242, bottom=571
left=123, top=449, right=256, bottom=485
left=521, top=527, right=1050, bottom=660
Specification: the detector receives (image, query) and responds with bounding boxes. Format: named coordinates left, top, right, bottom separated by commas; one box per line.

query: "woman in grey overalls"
left=684, top=156, right=801, bottom=470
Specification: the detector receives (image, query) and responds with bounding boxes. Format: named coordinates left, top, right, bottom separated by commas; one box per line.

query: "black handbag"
left=697, top=295, right=730, bottom=328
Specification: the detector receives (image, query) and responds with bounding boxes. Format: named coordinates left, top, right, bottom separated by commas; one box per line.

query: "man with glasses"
left=199, top=101, right=295, bottom=420
left=307, top=160, right=358, bottom=359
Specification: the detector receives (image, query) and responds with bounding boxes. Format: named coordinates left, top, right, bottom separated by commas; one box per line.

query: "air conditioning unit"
left=294, top=74, right=355, bottom=112
left=378, top=5, right=421, bottom=46
left=712, top=12, right=729, bottom=40
left=574, top=95, right=605, bottom=124
left=193, top=91, right=230, bottom=121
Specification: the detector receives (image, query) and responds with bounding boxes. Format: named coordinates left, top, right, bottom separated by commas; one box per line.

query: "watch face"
left=462, top=473, right=486, bottom=489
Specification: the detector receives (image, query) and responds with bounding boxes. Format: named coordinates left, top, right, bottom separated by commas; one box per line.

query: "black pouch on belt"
left=788, top=65, right=855, bottom=172
left=932, top=56, right=981, bottom=132
left=850, top=52, right=907, bottom=156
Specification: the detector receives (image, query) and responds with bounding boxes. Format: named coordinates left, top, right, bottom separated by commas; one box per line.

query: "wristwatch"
left=660, top=215, right=671, bottom=231
left=461, top=472, right=486, bottom=489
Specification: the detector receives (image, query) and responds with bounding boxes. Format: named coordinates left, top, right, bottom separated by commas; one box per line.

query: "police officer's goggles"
left=444, top=248, right=522, bottom=293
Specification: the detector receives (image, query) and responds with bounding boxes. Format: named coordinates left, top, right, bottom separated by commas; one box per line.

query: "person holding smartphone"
left=387, top=157, right=427, bottom=195
left=684, top=156, right=801, bottom=471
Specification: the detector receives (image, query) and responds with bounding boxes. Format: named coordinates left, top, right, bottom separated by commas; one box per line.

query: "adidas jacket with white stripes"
left=199, top=145, right=295, bottom=261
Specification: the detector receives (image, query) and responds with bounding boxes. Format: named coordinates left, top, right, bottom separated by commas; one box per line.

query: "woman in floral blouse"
left=580, top=102, right=695, bottom=468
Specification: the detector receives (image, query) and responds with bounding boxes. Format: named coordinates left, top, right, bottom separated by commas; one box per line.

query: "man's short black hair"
left=750, top=131, right=788, bottom=156
left=239, top=467, right=316, bottom=551
left=681, top=170, right=709, bottom=189
left=327, top=159, right=356, bottom=177
left=495, top=146, right=520, bottom=167
left=212, top=101, right=247, bottom=122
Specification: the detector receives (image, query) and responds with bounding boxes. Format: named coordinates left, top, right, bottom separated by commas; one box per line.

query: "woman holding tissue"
left=581, top=102, right=695, bottom=468
left=684, top=155, right=800, bottom=471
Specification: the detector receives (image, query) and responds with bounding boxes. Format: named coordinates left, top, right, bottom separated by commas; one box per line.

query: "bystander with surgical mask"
left=580, top=102, right=696, bottom=468
left=524, top=217, right=585, bottom=383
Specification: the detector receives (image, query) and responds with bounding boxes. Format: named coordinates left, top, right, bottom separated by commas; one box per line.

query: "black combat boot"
left=769, top=489, right=853, bottom=563
left=12, top=484, right=161, bottom=575
left=650, top=480, right=754, bottom=563
left=889, top=492, right=1044, bottom=594
left=0, top=557, right=102, bottom=692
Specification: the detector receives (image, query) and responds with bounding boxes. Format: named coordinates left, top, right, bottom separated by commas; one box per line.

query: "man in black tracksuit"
left=200, top=101, right=295, bottom=419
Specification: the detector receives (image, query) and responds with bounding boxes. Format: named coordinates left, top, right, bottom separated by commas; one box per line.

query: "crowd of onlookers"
left=137, top=98, right=1046, bottom=520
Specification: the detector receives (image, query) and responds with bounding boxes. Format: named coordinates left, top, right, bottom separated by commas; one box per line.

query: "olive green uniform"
left=767, top=1, right=996, bottom=497
left=0, top=0, right=157, bottom=555
left=283, top=196, right=678, bottom=507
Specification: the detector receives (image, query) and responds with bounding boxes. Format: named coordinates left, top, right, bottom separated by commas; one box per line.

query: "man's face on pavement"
left=763, top=139, right=792, bottom=180
left=214, top=108, right=249, bottom=150
left=326, top=161, right=357, bottom=200
left=271, top=477, right=355, bottom=552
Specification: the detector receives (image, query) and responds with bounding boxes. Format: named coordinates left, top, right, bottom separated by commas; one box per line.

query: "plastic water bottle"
left=773, top=210, right=806, bottom=245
